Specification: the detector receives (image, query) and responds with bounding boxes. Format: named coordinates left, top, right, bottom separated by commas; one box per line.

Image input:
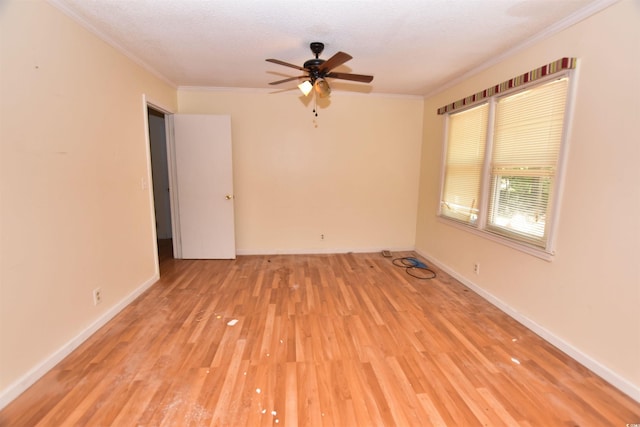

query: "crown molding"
left=177, top=86, right=423, bottom=99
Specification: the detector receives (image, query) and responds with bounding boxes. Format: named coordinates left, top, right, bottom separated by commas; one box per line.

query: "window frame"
left=437, top=70, right=577, bottom=260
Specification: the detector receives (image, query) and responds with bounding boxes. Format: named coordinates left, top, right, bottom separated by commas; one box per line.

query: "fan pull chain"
left=312, top=94, right=319, bottom=127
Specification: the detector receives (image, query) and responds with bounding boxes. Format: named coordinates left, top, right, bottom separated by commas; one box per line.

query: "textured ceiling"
left=50, top=0, right=616, bottom=96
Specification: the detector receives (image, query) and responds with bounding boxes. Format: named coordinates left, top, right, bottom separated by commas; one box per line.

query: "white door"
left=172, top=114, right=235, bottom=259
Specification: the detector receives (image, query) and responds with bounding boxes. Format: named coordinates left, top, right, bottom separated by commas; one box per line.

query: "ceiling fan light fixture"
left=266, top=42, right=373, bottom=116
left=298, top=80, right=313, bottom=96
left=314, top=78, right=331, bottom=98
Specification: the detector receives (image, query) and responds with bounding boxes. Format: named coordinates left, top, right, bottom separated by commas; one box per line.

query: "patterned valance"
left=437, top=57, right=577, bottom=115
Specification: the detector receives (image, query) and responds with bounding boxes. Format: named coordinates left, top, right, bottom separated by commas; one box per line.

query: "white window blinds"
left=441, top=103, right=488, bottom=225
left=487, top=78, right=569, bottom=247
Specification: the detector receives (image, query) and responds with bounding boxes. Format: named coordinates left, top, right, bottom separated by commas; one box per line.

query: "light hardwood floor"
left=1, top=249, right=639, bottom=426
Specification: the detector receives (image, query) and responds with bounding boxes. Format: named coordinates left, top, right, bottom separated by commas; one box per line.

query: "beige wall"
left=178, top=90, right=424, bottom=254
left=0, top=0, right=176, bottom=401
left=416, top=0, right=640, bottom=398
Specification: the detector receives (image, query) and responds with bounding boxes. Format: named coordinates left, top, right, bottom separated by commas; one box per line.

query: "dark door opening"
left=147, top=107, right=173, bottom=261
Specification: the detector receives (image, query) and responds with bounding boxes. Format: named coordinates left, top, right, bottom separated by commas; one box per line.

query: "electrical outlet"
left=93, top=288, right=102, bottom=305
left=321, top=234, right=325, bottom=240
left=474, top=262, right=480, bottom=275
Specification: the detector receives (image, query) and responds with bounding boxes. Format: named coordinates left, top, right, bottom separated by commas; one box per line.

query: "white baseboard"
left=0, top=273, right=160, bottom=410
left=415, top=248, right=640, bottom=403
left=235, top=246, right=414, bottom=256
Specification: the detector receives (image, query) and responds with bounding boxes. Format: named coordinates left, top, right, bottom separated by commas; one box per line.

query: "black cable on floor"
left=392, top=257, right=436, bottom=280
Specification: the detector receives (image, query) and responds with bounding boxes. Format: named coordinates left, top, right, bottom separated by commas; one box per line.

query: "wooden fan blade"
left=266, top=58, right=306, bottom=71
left=318, top=51, right=352, bottom=73
left=269, top=76, right=306, bottom=85
left=326, top=72, right=374, bottom=83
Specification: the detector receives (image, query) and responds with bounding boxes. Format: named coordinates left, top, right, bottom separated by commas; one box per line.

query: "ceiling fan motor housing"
left=304, top=58, right=325, bottom=83
left=305, top=42, right=327, bottom=83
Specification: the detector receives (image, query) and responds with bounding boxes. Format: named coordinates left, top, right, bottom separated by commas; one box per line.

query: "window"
left=441, top=104, right=488, bottom=224
left=439, top=63, right=574, bottom=256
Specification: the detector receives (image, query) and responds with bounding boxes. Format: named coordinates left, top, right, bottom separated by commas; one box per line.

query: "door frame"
left=142, top=95, right=181, bottom=268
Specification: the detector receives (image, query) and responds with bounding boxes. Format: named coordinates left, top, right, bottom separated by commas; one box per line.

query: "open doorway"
left=145, top=106, right=236, bottom=261
left=147, top=107, right=173, bottom=262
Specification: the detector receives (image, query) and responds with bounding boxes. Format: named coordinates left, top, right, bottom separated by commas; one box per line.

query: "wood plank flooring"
left=1, top=250, right=639, bottom=426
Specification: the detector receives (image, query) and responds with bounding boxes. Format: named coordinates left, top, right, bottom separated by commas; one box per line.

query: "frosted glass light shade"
left=298, top=80, right=313, bottom=96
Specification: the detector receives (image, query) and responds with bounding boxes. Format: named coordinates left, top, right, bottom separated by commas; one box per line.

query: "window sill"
left=437, top=215, right=555, bottom=261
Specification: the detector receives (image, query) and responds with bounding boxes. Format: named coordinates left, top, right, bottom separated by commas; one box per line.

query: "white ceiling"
left=50, top=0, right=615, bottom=96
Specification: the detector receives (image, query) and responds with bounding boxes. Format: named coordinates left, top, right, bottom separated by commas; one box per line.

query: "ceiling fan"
left=266, top=42, right=374, bottom=98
